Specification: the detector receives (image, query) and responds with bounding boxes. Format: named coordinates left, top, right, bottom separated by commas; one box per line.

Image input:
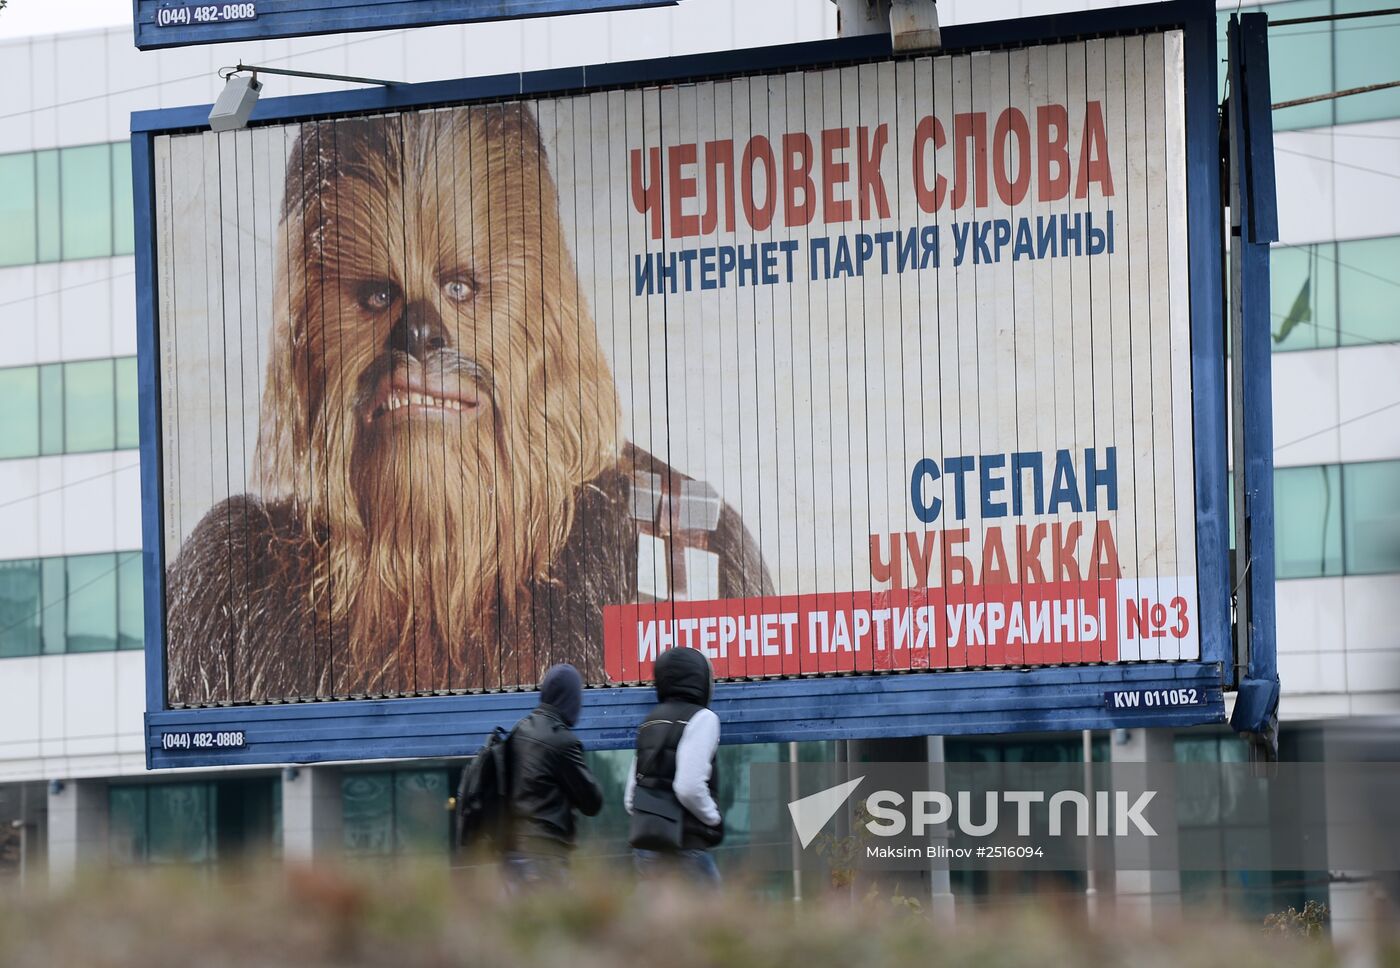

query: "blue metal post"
left=1184, top=0, right=1230, bottom=677
left=131, top=131, right=168, bottom=771
left=1226, top=13, right=1281, bottom=751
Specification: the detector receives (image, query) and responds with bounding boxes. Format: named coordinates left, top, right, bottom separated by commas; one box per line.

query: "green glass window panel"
left=342, top=773, right=394, bottom=855
left=1219, top=750, right=1269, bottom=827
left=1342, top=460, right=1400, bottom=575
left=1333, top=2, right=1400, bottom=125
left=0, top=153, right=37, bottom=267
left=1175, top=736, right=1223, bottom=826
left=115, top=357, right=140, bottom=449
left=35, top=150, right=60, bottom=263
left=796, top=740, right=836, bottom=763
left=0, top=559, right=41, bottom=658
left=108, top=786, right=148, bottom=865
left=580, top=749, right=634, bottom=848
left=1337, top=236, right=1400, bottom=347
left=713, top=743, right=780, bottom=850
left=394, top=769, right=449, bottom=854
left=112, top=143, right=135, bottom=256
left=64, top=359, right=115, bottom=453
left=39, top=364, right=63, bottom=456
left=40, top=557, right=66, bottom=655
left=945, top=738, right=1003, bottom=763
left=1270, top=243, right=1337, bottom=351
left=213, top=777, right=278, bottom=858
left=118, top=551, right=144, bottom=650
left=59, top=144, right=113, bottom=261
left=147, top=783, right=213, bottom=864
left=1274, top=465, right=1343, bottom=579
left=0, top=367, right=40, bottom=459
left=1263, top=1, right=1336, bottom=132
left=66, top=552, right=117, bottom=653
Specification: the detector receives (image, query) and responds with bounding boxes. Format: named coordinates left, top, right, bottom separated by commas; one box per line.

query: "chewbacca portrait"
left=165, top=104, right=770, bottom=706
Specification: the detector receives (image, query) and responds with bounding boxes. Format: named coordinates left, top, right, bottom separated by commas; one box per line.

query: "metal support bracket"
left=834, top=0, right=940, bottom=51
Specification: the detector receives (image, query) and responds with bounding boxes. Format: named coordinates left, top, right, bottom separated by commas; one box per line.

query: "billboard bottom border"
left=146, top=661, right=1225, bottom=769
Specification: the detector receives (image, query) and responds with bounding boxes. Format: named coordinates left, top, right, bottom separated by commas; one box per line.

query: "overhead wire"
left=0, top=461, right=141, bottom=510
left=0, top=269, right=135, bottom=310
left=0, top=27, right=412, bottom=121
left=1274, top=398, right=1400, bottom=451
left=1273, top=145, right=1400, bottom=183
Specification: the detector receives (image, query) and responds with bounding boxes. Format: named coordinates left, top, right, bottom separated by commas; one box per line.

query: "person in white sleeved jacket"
left=624, top=647, right=724, bottom=885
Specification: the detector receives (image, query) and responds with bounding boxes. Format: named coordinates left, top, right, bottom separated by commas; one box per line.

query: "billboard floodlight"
left=209, top=64, right=398, bottom=131
left=209, top=72, right=262, bottom=132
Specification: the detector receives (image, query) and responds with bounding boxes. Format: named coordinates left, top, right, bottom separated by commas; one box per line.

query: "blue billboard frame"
left=133, top=0, right=676, bottom=51
left=135, top=0, right=1235, bottom=770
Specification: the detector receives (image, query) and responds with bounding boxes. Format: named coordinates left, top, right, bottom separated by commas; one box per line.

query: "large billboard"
left=137, top=2, right=1231, bottom=764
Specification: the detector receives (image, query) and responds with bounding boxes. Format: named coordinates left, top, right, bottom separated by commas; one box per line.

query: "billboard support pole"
left=1082, top=729, right=1098, bottom=921
left=1226, top=13, right=1281, bottom=759
left=833, top=0, right=940, bottom=50
left=925, top=735, right=955, bottom=923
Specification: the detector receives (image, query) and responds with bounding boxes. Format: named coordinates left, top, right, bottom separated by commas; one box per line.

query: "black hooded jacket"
left=507, top=668, right=603, bottom=852
left=632, top=648, right=723, bottom=849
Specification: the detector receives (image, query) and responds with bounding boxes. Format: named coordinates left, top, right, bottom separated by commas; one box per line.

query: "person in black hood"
left=503, top=663, right=603, bottom=889
left=625, top=647, right=724, bottom=886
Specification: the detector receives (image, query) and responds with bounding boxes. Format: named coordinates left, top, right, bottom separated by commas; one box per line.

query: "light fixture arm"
left=226, top=62, right=399, bottom=88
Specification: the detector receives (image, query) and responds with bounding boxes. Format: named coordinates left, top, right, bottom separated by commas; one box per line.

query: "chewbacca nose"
left=388, top=301, right=450, bottom=360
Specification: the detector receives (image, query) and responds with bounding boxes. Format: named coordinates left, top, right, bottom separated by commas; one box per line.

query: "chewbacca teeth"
left=375, top=389, right=468, bottom=419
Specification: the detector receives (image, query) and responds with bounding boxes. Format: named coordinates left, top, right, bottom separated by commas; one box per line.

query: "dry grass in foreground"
left=0, top=862, right=1378, bottom=968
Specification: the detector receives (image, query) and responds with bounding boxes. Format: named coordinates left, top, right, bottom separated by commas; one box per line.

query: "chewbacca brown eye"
left=357, top=281, right=400, bottom=312
left=442, top=274, right=477, bottom=303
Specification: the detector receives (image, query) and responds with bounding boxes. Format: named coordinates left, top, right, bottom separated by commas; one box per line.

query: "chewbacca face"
left=256, top=105, right=621, bottom=695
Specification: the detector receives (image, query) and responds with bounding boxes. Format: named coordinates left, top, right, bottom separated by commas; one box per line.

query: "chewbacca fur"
left=165, top=105, right=770, bottom=705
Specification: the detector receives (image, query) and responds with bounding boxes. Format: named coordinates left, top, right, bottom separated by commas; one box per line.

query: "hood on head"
left=654, top=648, right=712, bottom=706
left=539, top=663, right=583, bottom=726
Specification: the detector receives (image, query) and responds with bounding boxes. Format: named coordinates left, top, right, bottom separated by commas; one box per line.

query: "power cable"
left=0, top=27, right=411, bottom=121
left=1284, top=129, right=1400, bottom=141
left=1274, top=146, right=1400, bottom=184
left=1274, top=79, right=1400, bottom=111
left=1269, top=6, right=1400, bottom=27
left=1227, top=17, right=1400, bottom=40
left=1302, top=241, right=1400, bottom=291
left=1266, top=310, right=1400, bottom=349
left=1273, top=398, right=1400, bottom=451
left=0, top=269, right=135, bottom=310
left=0, top=461, right=140, bottom=510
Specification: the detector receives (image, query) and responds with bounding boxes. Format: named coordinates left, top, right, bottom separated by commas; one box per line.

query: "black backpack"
left=453, top=726, right=513, bottom=853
